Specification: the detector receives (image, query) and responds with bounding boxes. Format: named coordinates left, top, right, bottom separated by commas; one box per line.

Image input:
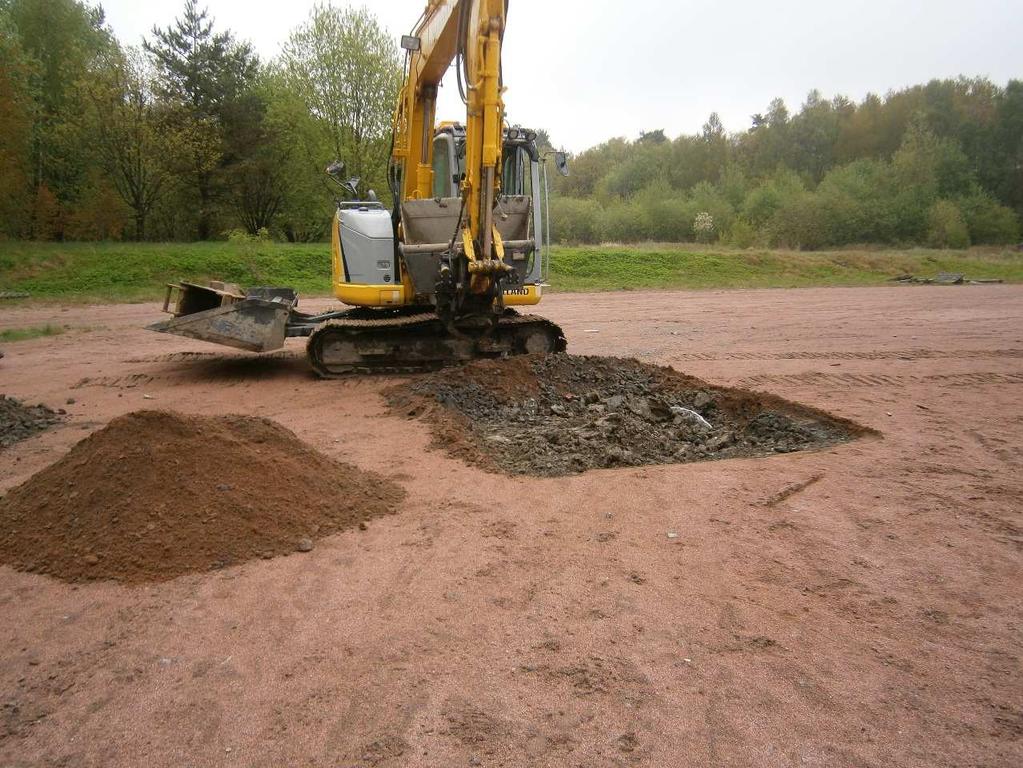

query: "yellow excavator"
left=149, top=0, right=568, bottom=375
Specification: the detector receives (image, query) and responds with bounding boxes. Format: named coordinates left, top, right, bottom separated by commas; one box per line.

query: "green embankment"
left=0, top=241, right=1020, bottom=302
left=0, top=241, right=330, bottom=302
left=549, top=244, right=1023, bottom=291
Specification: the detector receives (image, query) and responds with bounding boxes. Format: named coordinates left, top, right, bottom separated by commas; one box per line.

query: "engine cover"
left=338, top=207, right=395, bottom=285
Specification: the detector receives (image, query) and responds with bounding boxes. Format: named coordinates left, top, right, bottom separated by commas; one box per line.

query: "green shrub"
left=815, top=159, right=898, bottom=244
left=599, top=199, right=648, bottom=242
left=956, top=190, right=1021, bottom=244
left=724, top=218, right=757, bottom=248
left=768, top=193, right=831, bottom=250
left=926, top=200, right=971, bottom=249
left=225, top=228, right=272, bottom=243
left=742, top=168, right=805, bottom=227
left=643, top=196, right=694, bottom=242
left=689, top=181, right=735, bottom=234
left=549, top=197, right=603, bottom=244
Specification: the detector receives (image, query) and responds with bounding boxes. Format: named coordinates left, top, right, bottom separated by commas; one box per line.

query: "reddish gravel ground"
left=0, top=285, right=1021, bottom=768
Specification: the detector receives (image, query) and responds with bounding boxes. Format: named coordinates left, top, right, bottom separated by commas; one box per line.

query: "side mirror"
left=326, top=162, right=361, bottom=200
left=554, top=151, right=570, bottom=177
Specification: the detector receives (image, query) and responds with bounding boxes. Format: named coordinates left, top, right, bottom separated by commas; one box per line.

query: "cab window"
left=432, top=136, right=453, bottom=198
left=501, top=147, right=524, bottom=196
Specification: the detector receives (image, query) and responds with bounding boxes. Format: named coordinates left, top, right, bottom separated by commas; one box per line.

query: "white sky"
left=99, top=0, right=1023, bottom=152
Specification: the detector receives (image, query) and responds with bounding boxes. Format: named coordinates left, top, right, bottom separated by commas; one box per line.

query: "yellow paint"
left=334, top=283, right=408, bottom=307
left=332, top=2, right=549, bottom=318
left=502, top=284, right=542, bottom=306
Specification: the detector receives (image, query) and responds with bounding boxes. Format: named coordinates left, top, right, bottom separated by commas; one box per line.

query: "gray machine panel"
left=398, top=195, right=537, bottom=297
left=339, top=207, right=395, bottom=284
left=494, top=196, right=534, bottom=282
left=401, top=198, right=463, bottom=245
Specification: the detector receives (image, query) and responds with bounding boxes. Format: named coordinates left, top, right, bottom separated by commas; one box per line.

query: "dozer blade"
left=147, top=282, right=296, bottom=353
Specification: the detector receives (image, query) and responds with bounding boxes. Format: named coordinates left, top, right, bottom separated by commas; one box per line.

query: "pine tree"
left=144, top=0, right=257, bottom=239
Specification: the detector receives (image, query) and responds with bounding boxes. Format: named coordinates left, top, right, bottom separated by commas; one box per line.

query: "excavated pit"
left=0, top=411, right=405, bottom=583
left=387, top=354, right=871, bottom=476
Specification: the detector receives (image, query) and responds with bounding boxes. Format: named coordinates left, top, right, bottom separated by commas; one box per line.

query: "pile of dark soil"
left=0, top=411, right=405, bottom=583
left=0, top=395, right=64, bottom=449
left=387, top=355, right=869, bottom=476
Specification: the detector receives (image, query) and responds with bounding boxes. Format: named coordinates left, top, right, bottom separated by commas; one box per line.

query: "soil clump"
left=388, top=354, right=869, bottom=476
left=0, top=410, right=405, bottom=583
left=0, top=395, right=64, bottom=449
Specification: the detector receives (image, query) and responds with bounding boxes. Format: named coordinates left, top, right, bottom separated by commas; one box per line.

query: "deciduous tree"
left=281, top=5, right=401, bottom=202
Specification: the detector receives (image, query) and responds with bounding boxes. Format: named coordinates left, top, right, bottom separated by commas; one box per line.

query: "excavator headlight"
left=525, top=130, right=537, bottom=142
left=508, top=128, right=521, bottom=139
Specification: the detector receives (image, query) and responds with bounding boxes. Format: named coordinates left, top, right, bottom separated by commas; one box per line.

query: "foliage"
left=0, top=13, right=35, bottom=237
left=2, top=0, right=114, bottom=217
left=257, top=69, right=335, bottom=242
left=956, top=188, right=1020, bottom=245
left=723, top=218, right=756, bottom=249
left=549, top=77, right=1022, bottom=248
left=4, top=242, right=1022, bottom=302
left=926, top=201, right=971, bottom=249
left=0, top=1, right=1019, bottom=252
left=145, top=0, right=259, bottom=240
left=549, top=197, right=602, bottom=244
left=29, top=183, right=61, bottom=240
left=600, top=199, right=648, bottom=243
left=65, top=176, right=130, bottom=240
left=81, top=46, right=168, bottom=239
left=280, top=5, right=401, bottom=205
left=549, top=109, right=1021, bottom=249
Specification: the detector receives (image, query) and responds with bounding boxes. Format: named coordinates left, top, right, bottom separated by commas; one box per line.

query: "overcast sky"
left=99, top=0, right=1022, bottom=152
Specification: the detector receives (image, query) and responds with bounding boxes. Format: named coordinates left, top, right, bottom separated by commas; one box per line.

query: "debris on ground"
left=0, top=395, right=64, bottom=449
left=0, top=291, right=30, bottom=300
left=890, top=272, right=1003, bottom=285
left=387, top=355, right=869, bottom=476
left=0, top=411, right=405, bottom=583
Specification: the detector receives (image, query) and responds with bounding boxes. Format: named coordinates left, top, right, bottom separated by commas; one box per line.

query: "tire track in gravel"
left=667, top=348, right=1023, bottom=362
left=736, top=372, right=1023, bottom=389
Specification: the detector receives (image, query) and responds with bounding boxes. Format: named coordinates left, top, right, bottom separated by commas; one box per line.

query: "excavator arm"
left=392, top=0, right=510, bottom=299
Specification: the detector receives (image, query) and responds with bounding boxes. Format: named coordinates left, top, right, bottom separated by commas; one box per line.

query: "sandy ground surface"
left=0, top=285, right=1021, bottom=768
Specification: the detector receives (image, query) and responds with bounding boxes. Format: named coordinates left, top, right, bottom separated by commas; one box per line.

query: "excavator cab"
left=329, top=124, right=553, bottom=311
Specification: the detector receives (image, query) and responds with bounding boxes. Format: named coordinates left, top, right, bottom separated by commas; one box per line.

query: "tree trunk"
left=197, top=172, right=211, bottom=240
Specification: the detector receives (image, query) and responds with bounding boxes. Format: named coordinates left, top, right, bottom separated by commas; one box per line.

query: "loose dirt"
left=0, top=394, right=63, bottom=449
left=388, top=354, right=869, bottom=476
left=0, top=410, right=404, bottom=583
left=0, top=287, right=1021, bottom=768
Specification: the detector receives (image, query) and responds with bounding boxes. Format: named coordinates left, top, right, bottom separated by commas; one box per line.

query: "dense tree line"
left=0, top=0, right=399, bottom=242
left=1, top=0, right=1019, bottom=249
left=551, top=81, right=1022, bottom=248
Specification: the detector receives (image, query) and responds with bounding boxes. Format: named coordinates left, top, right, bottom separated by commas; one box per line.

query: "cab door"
left=432, top=134, right=459, bottom=199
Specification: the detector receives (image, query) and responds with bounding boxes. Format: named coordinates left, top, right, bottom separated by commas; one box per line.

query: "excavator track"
left=305, top=309, right=566, bottom=377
